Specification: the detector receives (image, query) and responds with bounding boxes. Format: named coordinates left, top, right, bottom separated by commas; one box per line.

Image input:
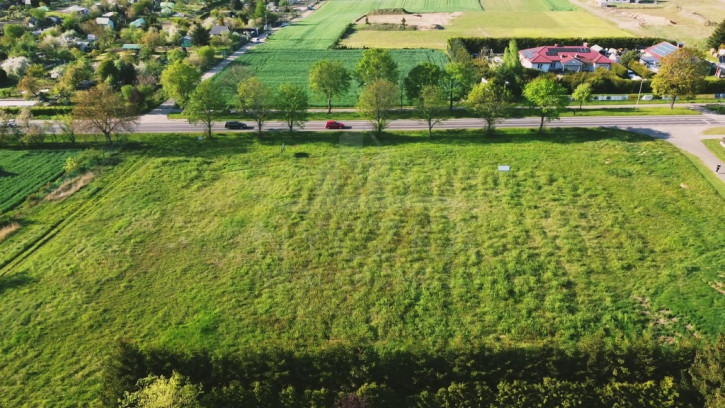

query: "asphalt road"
left=136, top=114, right=725, bottom=133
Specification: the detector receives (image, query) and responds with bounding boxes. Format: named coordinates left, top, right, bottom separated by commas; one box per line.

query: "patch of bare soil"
left=45, top=172, right=94, bottom=201
left=357, top=12, right=462, bottom=30
left=567, top=0, right=653, bottom=34
left=676, top=6, right=713, bottom=25
left=0, top=222, right=20, bottom=243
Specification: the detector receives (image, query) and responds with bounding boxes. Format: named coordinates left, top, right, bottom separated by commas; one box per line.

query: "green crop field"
left=0, top=129, right=723, bottom=405
left=218, top=0, right=483, bottom=106
left=0, top=150, right=74, bottom=213
left=215, top=49, right=449, bottom=107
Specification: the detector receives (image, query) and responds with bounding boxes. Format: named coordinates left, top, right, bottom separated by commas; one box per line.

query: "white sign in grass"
left=498, top=165, right=510, bottom=171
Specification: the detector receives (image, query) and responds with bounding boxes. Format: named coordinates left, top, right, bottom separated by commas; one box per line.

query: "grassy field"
left=214, top=49, right=449, bottom=107
left=0, top=129, right=723, bottom=405
left=340, top=10, right=632, bottom=49
left=481, top=0, right=576, bottom=11
left=569, top=0, right=725, bottom=48
left=0, top=150, right=75, bottom=213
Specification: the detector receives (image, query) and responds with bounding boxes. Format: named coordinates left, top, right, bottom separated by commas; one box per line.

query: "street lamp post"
left=635, top=78, right=647, bottom=111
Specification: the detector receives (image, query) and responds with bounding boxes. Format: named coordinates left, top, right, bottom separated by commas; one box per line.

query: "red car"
left=325, top=120, right=348, bottom=129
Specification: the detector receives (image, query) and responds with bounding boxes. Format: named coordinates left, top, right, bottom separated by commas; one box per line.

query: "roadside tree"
left=651, top=47, right=710, bottom=109
left=0, top=111, right=14, bottom=145
left=522, top=77, right=569, bottom=133
left=72, top=83, right=139, bottom=144
left=467, top=81, right=510, bottom=136
left=160, top=60, right=201, bottom=108
left=404, top=62, right=443, bottom=102
left=237, top=76, right=272, bottom=137
left=184, top=81, right=226, bottom=139
left=440, top=61, right=477, bottom=110
left=355, top=48, right=398, bottom=86
left=357, top=79, right=399, bottom=137
left=416, top=84, right=447, bottom=139
left=216, top=63, right=250, bottom=104
left=572, top=83, right=593, bottom=111
left=309, top=60, right=351, bottom=114
left=276, top=83, right=309, bottom=134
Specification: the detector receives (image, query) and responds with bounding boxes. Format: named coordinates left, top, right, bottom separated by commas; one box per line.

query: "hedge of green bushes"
left=453, top=37, right=670, bottom=54
left=0, top=106, right=73, bottom=116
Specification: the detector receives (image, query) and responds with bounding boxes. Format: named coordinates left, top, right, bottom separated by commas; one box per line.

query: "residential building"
left=96, top=17, right=115, bottom=30
left=210, top=25, right=230, bottom=36
left=519, top=44, right=614, bottom=72
left=640, top=41, right=679, bottom=70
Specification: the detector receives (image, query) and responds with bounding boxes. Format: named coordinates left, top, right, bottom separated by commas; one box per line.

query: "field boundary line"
left=0, top=156, right=148, bottom=277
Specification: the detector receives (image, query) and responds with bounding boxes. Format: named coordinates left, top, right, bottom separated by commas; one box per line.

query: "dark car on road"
left=325, top=120, right=348, bottom=129
left=224, top=121, right=253, bottom=130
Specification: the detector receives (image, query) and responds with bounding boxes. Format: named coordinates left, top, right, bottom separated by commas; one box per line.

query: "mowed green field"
left=0, top=150, right=74, bottom=213
left=481, top=0, right=575, bottom=11
left=341, top=10, right=633, bottom=49
left=1, top=129, right=724, bottom=405
left=215, top=49, right=449, bottom=106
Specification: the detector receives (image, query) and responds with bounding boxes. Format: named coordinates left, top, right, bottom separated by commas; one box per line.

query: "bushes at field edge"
left=99, top=337, right=720, bottom=407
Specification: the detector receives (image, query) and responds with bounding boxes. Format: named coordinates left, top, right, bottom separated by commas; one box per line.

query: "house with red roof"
left=519, top=44, right=614, bottom=73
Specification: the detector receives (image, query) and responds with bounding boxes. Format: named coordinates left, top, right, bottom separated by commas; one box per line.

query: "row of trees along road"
left=150, top=41, right=712, bottom=141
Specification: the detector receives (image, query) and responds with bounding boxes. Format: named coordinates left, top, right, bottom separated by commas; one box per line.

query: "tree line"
left=0, top=39, right=714, bottom=146
left=102, top=335, right=724, bottom=407
left=158, top=39, right=712, bottom=141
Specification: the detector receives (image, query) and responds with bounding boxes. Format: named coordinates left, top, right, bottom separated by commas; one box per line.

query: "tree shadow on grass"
left=119, top=127, right=657, bottom=159
left=0, top=271, right=35, bottom=295
left=618, top=127, right=672, bottom=141
left=121, top=133, right=255, bottom=159
left=252, top=127, right=654, bottom=149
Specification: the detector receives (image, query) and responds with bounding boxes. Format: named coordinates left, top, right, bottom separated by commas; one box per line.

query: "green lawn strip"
left=559, top=107, right=698, bottom=116
left=703, top=127, right=725, bottom=136
left=0, top=129, right=722, bottom=405
left=679, top=149, right=725, bottom=199
left=703, top=138, right=725, bottom=162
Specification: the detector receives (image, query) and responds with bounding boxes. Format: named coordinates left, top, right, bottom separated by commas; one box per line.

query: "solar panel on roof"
left=651, top=42, right=677, bottom=57
left=545, top=47, right=589, bottom=56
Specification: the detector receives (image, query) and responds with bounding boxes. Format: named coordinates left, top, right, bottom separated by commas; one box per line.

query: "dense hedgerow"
left=101, top=337, right=725, bottom=407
